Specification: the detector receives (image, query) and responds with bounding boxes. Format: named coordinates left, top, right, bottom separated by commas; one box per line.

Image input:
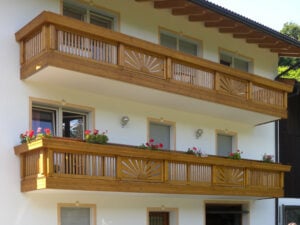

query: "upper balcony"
left=15, top=11, right=293, bottom=124
left=14, top=138, right=291, bottom=198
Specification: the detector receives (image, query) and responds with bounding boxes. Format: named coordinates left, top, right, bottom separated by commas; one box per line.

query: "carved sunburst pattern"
left=214, top=166, right=244, bottom=186
left=219, top=75, right=247, bottom=97
left=120, top=158, right=162, bottom=181
left=124, top=48, right=164, bottom=77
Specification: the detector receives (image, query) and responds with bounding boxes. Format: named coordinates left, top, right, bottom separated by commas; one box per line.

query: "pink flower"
left=84, top=130, right=91, bottom=135
left=192, top=147, right=198, bottom=151
left=159, top=143, right=163, bottom=148
left=37, top=127, right=42, bottom=133
left=149, top=139, right=154, bottom=143
left=93, top=129, right=99, bottom=135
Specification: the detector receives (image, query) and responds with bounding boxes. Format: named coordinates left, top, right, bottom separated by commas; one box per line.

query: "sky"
left=208, top=0, right=300, bottom=31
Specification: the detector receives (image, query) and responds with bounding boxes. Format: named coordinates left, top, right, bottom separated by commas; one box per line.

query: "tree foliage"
left=278, top=22, right=300, bottom=80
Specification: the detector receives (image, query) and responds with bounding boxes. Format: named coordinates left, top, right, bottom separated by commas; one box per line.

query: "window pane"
left=217, top=134, right=232, bottom=157
left=149, top=123, right=170, bottom=150
left=90, top=11, right=113, bottom=29
left=220, top=53, right=232, bottom=67
left=61, top=207, right=90, bottom=225
left=160, top=33, right=177, bottom=50
left=179, top=39, right=198, bottom=56
left=149, top=212, right=169, bottom=225
left=32, top=108, right=56, bottom=135
left=234, top=58, right=249, bottom=72
left=63, top=111, right=86, bottom=139
left=63, top=3, right=85, bottom=21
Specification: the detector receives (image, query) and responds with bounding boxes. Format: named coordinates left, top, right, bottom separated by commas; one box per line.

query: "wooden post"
left=166, top=57, right=172, bottom=80
left=49, top=24, right=57, bottom=50
left=48, top=149, right=53, bottom=177
left=118, top=43, right=125, bottom=67
left=164, top=161, right=169, bottom=182
left=248, top=82, right=253, bottom=100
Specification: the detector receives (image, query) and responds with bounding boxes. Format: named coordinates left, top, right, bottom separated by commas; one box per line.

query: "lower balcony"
left=14, top=138, right=291, bottom=198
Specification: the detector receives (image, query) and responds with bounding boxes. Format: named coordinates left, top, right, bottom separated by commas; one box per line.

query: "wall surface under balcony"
left=12, top=190, right=276, bottom=225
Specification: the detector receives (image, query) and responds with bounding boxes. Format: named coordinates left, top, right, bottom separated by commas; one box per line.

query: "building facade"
left=2, top=0, right=300, bottom=225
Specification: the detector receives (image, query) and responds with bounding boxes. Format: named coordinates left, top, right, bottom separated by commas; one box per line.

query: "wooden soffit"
left=135, top=0, right=300, bottom=57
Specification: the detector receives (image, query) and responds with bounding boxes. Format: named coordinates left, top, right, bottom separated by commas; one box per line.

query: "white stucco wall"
left=0, top=0, right=281, bottom=225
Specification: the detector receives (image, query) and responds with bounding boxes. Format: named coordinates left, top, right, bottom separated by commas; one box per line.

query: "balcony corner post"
left=166, top=57, right=172, bottom=80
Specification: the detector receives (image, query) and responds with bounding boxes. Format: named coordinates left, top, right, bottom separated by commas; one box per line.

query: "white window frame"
left=58, top=203, right=96, bottom=225
left=215, top=129, right=238, bottom=157
left=62, top=0, right=119, bottom=31
left=159, top=28, right=202, bottom=57
left=219, top=49, right=253, bottom=73
left=30, top=97, right=94, bottom=138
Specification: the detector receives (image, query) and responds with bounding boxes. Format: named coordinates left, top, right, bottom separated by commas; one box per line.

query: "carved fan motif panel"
left=124, top=47, right=165, bottom=78
left=120, top=158, right=163, bottom=182
left=218, top=74, right=247, bottom=98
left=214, top=166, right=244, bottom=186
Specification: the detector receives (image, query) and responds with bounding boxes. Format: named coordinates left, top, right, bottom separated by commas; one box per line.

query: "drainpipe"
left=275, top=120, right=279, bottom=225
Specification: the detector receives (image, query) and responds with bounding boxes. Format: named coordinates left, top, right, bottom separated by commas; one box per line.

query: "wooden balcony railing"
left=15, top=11, right=293, bottom=118
left=14, top=138, right=291, bottom=197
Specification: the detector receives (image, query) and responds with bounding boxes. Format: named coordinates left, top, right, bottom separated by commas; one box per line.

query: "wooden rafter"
left=154, top=0, right=189, bottom=9
left=205, top=19, right=236, bottom=28
left=172, top=6, right=206, bottom=15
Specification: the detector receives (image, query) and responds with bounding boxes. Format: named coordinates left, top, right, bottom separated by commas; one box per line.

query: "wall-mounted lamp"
left=195, top=129, right=203, bottom=139
left=121, top=116, right=130, bottom=127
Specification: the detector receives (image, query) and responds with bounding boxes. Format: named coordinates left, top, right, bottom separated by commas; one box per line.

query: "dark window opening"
left=149, top=212, right=169, bottom=225
left=206, top=204, right=247, bottom=225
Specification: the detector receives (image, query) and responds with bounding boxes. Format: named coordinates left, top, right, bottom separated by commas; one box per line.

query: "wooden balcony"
left=14, top=138, right=291, bottom=197
left=15, top=11, right=293, bottom=121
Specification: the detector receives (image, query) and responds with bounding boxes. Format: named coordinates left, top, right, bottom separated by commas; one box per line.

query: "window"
left=160, top=30, right=200, bottom=56
left=148, top=118, right=176, bottom=150
left=58, top=203, right=96, bottom=225
left=206, top=203, right=249, bottom=225
left=148, top=208, right=178, bottom=225
left=63, top=0, right=118, bottom=30
left=282, top=205, right=300, bottom=225
left=216, top=130, right=237, bottom=157
left=220, top=50, right=253, bottom=73
left=149, top=212, right=169, bottom=225
left=31, top=99, right=92, bottom=139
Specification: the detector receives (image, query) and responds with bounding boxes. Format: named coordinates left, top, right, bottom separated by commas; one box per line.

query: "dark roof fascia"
left=188, top=0, right=300, bottom=50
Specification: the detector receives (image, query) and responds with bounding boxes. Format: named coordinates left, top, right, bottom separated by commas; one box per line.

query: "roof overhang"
left=136, top=0, right=300, bottom=57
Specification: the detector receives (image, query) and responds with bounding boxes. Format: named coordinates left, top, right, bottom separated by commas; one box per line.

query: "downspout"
left=275, top=120, right=279, bottom=225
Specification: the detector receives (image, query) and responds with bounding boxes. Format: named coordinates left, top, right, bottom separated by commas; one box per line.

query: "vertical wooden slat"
left=48, top=149, right=53, bottom=176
